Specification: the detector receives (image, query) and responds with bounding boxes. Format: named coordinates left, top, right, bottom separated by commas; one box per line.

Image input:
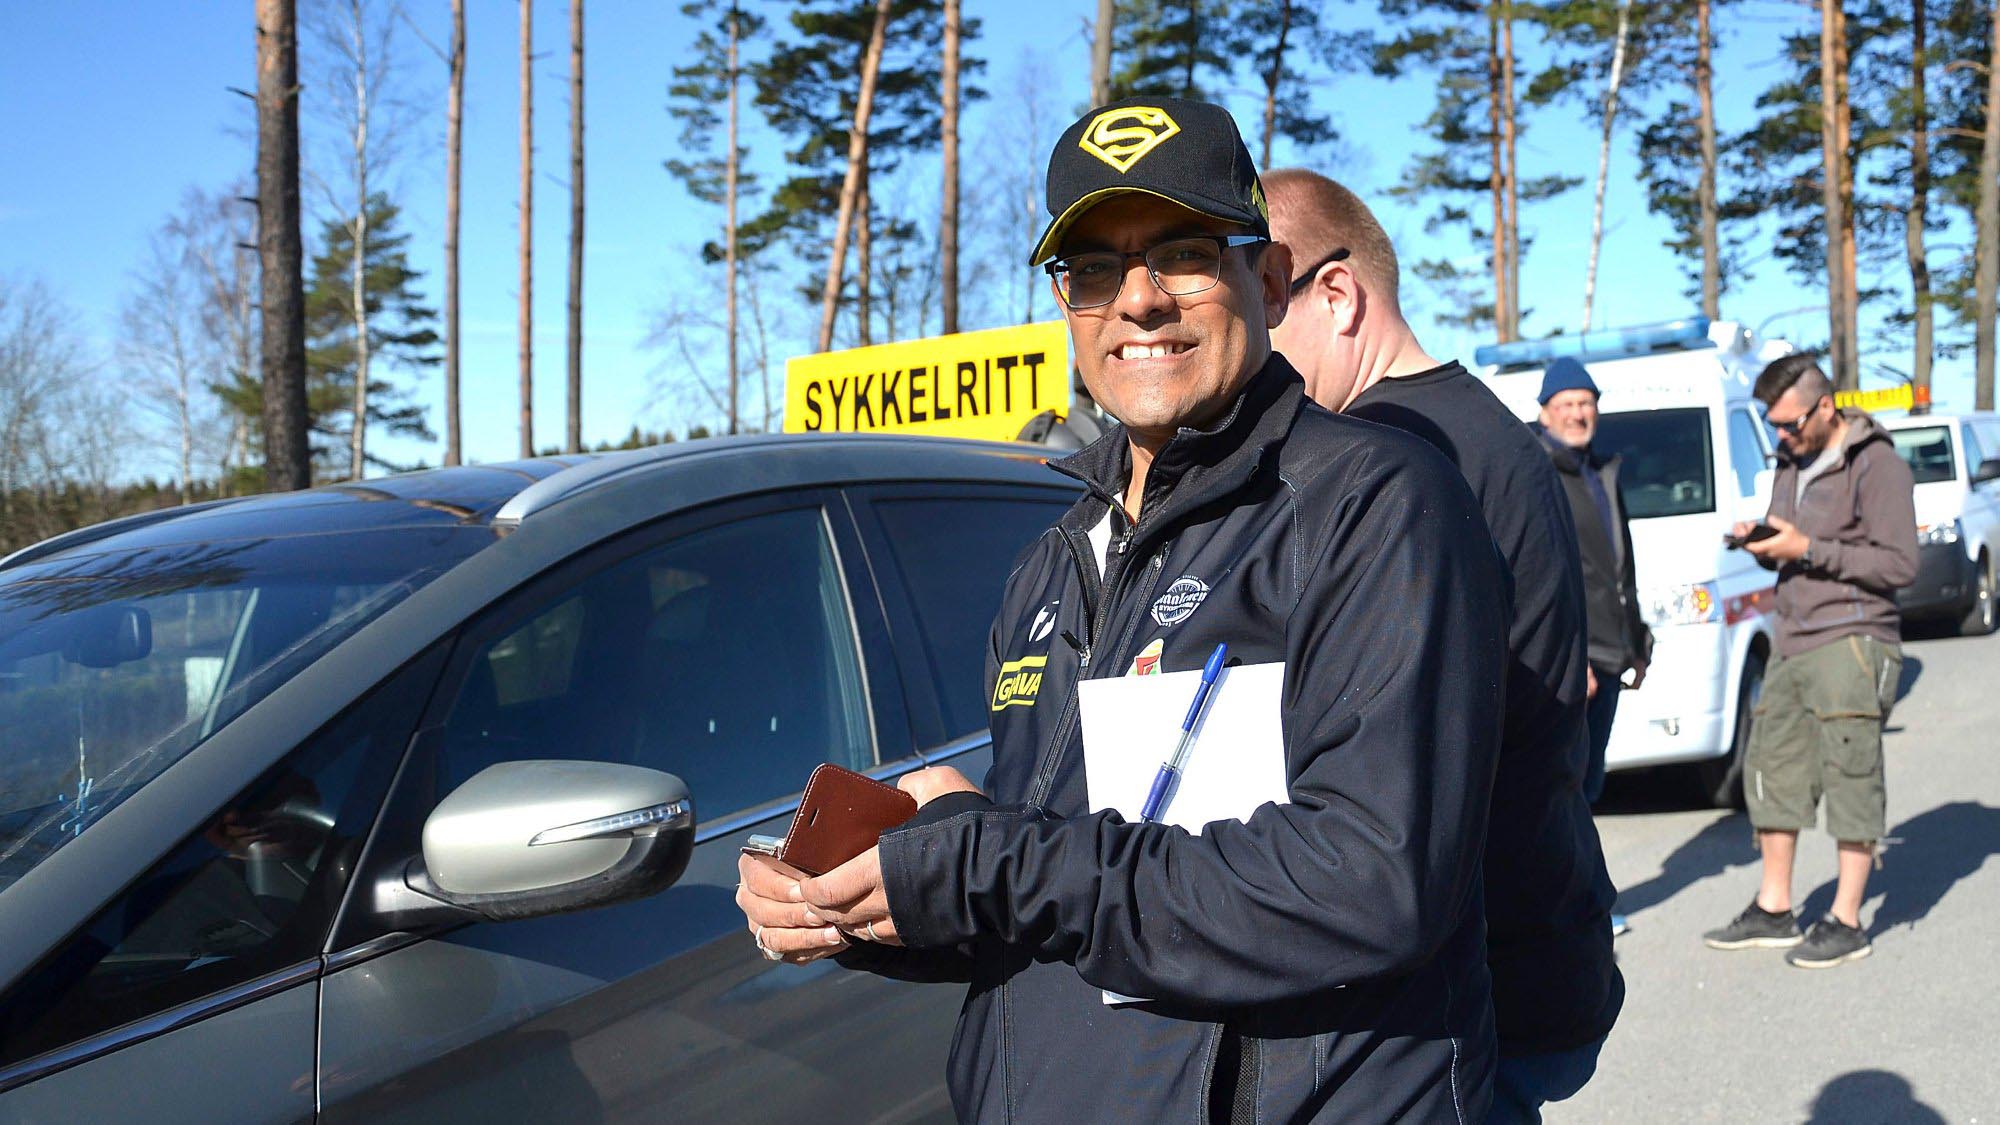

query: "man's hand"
left=798, top=846, right=901, bottom=946
left=1744, top=515, right=1810, bottom=564
left=898, top=765, right=982, bottom=807
left=1586, top=665, right=1598, bottom=701
left=737, top=852, right=850, bottom=964
left=1629, top=658, right=1647, bottom=691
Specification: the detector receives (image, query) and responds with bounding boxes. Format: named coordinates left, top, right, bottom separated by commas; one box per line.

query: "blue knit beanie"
left=1537, top=356, right=1601, bottom=405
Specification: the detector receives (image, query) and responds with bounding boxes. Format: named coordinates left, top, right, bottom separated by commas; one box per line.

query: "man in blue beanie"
left=1535, top=358, right=1653, bottom=843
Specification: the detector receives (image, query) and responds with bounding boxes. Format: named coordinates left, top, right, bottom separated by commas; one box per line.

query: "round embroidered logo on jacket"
left=1150, top=576, right=1210, bottom=627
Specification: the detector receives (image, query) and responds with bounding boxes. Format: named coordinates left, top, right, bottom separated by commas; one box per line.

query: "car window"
left=0, top=648, right=438, bottom=1070
left=1594, top=408, right=1716, bottom=518
left=1891, top=425, right=1957, bottom=485
left=1963, top=425, right=1986, bottom=477
left=0, top=527, right=490, bottom=890
left=1727, top=410, right=1770, bottom=498
left=869, top=495, right=1072, bottom=741
left=426, top=505, right=873, bottom=825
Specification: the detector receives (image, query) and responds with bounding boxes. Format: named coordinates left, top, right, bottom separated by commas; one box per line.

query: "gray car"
left=0, top=435, right=1083, bottom=1122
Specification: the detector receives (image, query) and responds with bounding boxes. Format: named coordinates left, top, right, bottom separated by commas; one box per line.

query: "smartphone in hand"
left=1723, top=523, right=1779, bottom=550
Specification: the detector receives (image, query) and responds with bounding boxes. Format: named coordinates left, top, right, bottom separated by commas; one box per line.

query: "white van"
left=1477, top=318, right=1787, bottom=807
left=1881, top=412, right=2000, bottom=636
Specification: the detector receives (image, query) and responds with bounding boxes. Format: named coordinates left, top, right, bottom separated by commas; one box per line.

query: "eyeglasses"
left=1287, top=247, right=1351, bottom=298
left=1044, top=234, right=1269, bottom=311
left=1765, top=394, right=1828, bottom=436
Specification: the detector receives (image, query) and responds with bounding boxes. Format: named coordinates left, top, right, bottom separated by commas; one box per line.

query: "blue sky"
left=0, top=1, right=1971, bottom=478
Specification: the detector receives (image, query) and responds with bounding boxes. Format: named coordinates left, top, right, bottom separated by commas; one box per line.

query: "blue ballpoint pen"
left=1140, top=643, right=1229, bottom=823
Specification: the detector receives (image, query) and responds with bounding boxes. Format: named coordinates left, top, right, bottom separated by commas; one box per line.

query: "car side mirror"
left=373, top=760, right=694, bottom=928
left=1974, top=457, right=2000, bottom=485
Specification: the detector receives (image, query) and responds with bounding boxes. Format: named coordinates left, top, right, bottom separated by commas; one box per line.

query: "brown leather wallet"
left=750, top=763, right=917, bottom=876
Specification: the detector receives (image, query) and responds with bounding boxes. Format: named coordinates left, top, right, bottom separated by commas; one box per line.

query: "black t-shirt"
left=1348, top=361, right=1623, bottom=1053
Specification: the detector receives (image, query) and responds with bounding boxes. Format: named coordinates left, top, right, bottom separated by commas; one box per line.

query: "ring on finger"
left=864, top=920, right=881, bottom=943
left=753, top=924, right=782, bottom=962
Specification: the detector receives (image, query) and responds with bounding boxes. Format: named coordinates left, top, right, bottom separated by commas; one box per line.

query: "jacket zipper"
left=1028, top=519, right=1166, bottom=808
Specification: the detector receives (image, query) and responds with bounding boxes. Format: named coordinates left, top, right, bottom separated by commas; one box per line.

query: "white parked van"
left=1478, top=318, right=1787, bottom=807
left=1881, top=412, right=2000, bottom=636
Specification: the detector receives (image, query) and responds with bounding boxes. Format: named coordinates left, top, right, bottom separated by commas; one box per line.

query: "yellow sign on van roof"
left=1833, top=384, right=1915, bottom=414
left=784, top=321, right=1071, bottom=442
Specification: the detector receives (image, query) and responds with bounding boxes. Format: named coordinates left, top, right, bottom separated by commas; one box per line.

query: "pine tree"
left=1233, top=1, right=1356, bottom=167
left=302, top=195, right=438, bottom=477
left=668, top=0, right=767, bottom=432
left=1109, top=0, right=1232, bottom=100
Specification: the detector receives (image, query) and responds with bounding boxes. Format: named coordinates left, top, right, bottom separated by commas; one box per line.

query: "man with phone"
left=1702, top=354, right=1916, bottom=968
left=737, top=97, right=1510, bottom=1121
left=1261, top=170, right=1621, bottom=1123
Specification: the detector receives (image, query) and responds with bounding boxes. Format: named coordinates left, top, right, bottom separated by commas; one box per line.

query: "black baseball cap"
left=1028, top=96, right=1270, bottom=267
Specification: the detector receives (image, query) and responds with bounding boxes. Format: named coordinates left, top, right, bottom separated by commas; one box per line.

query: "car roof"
left=1882, top=411, right=1996, bottom=429
left=0, top=435, right=1075, bottom=571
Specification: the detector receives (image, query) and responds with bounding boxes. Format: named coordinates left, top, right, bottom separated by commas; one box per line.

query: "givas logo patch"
left=991, top=655, right=1047, bottom=711
left=1151, top=576, right=1210, bottom=627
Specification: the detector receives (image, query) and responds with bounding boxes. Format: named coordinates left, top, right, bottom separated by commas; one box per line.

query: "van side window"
left=1727, top=410, right=1770, bottom=498
left=1964, top=424, right=1986, bottom=475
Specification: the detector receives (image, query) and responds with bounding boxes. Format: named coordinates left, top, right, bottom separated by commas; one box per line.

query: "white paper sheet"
left=1077, top=660, right=1290, bottom=1004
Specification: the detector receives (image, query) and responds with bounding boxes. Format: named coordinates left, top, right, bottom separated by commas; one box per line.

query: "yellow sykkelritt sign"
left=784, top=321, right=1070, bottom=442
left=1833, top=384, right=1916, bottom=414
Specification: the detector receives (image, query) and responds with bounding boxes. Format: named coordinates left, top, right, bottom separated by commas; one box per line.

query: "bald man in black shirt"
left=1266, top=168, right=1621, bottom=1124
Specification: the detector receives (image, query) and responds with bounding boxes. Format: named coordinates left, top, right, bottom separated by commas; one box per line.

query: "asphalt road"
left=1548, top=622, right=2000, bottom=1124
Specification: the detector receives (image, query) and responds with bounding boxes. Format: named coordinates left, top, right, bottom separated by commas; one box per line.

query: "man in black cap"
left=737, top=97, right=1510, bottom=1121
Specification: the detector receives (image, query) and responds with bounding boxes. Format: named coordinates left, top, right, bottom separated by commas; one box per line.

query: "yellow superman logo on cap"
left=1079, top=107, right=1182, bottom=174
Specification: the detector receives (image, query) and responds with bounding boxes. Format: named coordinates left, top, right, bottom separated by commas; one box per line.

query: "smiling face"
left=1054, top=194, right=1289, bottom=448
left=1539, top=388, right=1600, bottom=450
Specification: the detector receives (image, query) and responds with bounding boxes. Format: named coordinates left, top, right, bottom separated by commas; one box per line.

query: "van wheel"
left=1959, top=553, right=1996, bottom=637
left=1696, top=650, right=1764, bottom=809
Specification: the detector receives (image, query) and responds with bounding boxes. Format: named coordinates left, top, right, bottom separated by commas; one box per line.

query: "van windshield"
left=1890, top=426, right=1956, bottom=484
left=1595, top=407, right=1716, bottom=519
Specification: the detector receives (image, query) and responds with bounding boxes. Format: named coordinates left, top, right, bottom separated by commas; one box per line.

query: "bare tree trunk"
left=1908, top=0, right=1933, bottom=409
left=519, top=0, right=535, bottom=457
left=1696, top=0, right=1720, bottom=319
left=257, top=0, right=310, bottom=491
left=1025, top=180, right=1039, bottom=323
left=1091, top=0, right=1113, bottom=106
left=566, top=0, right=583, bottom=453
left=347, top=0, right=372, bottom=481
left=1582, top=0, right=1633, bottom=332
left=941, top=0, right=961, bottom=335
left=725, top=3, right=741, bottom=434
left=445, top=0, right=464, bottom=464
left=815, top=0, right=891, bottom=354
left=1977, top=0, right=2000, bottom=410
left=1501, top=6, right=1520, bottom=338
left=857, top=166, right=873, bottom=347
left=1183, top=0, right=1198, bottom=96
left=1820, top=0, right=1857, bottom=390
left=1262, top=0, right=1294, bottom=169
left=1488, top=7, right=1510, bottom=342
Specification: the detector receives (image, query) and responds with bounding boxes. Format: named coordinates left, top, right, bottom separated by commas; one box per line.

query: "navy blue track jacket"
left=865, top=358, right=1510, bottom=1122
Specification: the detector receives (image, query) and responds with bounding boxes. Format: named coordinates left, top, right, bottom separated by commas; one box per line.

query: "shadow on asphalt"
left=1797, top=801, right=2000, bottom=937
left=1609, top=809, right=1755, bottom=918
left=1803, top=1069, right=1945, bottom=1124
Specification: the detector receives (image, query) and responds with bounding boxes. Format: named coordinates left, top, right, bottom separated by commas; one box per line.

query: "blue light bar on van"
left=1474, top=316, right=1713, bottom=369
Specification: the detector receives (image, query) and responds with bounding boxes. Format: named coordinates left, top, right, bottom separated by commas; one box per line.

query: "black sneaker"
left=1786, top=915, right=1872, bottom=969
left=1702, top=899, right=1803, bottom=950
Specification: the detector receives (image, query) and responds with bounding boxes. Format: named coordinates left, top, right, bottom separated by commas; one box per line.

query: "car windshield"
left=0, top=525, right=492, bottom=891
left=1891, top=425, right=1957, bottom=484
left=1594, top=407, right=1716, bottom=519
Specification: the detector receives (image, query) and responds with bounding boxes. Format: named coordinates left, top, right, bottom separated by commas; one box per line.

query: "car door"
left=1964, top=422, right=2000, bottom=553
left=316, top=491, right=960, bottom=1123
left=0, top=647, right=444, bottom=1121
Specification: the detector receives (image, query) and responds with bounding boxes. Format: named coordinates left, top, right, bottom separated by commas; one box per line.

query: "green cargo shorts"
left=1745, top=634, right=1901, bottom=843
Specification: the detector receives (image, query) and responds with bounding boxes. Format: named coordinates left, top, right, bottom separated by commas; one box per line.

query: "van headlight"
left=1643, top=581, right=1719, bottom=626
left=1917, top=520, right=1962, bottom=547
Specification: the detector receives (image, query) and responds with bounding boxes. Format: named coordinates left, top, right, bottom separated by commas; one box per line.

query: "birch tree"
left=257, top=0, right=311, bottom=491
